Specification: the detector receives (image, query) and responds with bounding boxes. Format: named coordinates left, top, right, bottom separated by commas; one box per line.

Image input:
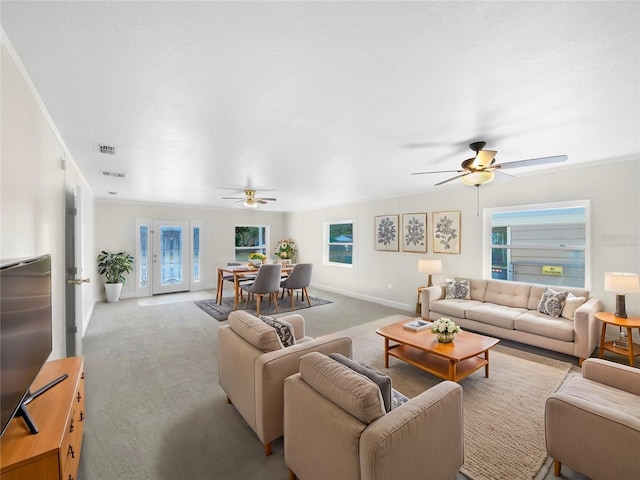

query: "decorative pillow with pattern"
left=260, top=316, right=296, bottom=347
left=537, top=287, right=569, bottom=318
left=445, top=279, right=471, bottom=300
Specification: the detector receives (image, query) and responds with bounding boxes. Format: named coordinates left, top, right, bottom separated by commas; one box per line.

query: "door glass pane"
left=193, top=227, right=200, bottom=283
left=160, top=227, right=183, bottom=285
left=139, top=225, right=148, bottom=287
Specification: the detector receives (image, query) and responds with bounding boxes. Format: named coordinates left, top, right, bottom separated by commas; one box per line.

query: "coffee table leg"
left=448, top=360, right=456, bottom=381
left=384, top=338, right=389, bottom=368
left=485, top=350, right=490, bottom=378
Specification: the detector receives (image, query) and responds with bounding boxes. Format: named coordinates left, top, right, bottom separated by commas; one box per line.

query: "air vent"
left=98, top=144, right=118, bottom=155
left=102, top=171, right=126, bottom=178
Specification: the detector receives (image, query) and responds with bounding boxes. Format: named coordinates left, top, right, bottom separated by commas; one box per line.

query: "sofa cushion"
left=528, top=284, right=590, bottom=310
left=465, top=303, right=527, bottom=330
left=299, top=352, right=385, bottom=424
left=484, top=280, right=531, bottom=308
left=329, top=353, right=392, bottom=412
left=537, top=287, right=569, bottom=318
left=560, top=376, right=640, bottom=421
left=468, top=279, right=489, bottom=302
left=445, top=279, right=471, bottom=300
left=228, top=310, right=283, bottom=352
left=430, top=299, right=483, bottom=319
left=561, top=294, right=587, bottom=320
left=261, top=315, right=296, bottom=347
left=515, top=311, right=575, bottom=341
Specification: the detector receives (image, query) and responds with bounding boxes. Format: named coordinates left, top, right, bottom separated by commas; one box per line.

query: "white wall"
left=1, top=33, right=97, bottom=359
left=288, top=158, right=640, bottom=330
left=94, top=201, right=287, bottom=299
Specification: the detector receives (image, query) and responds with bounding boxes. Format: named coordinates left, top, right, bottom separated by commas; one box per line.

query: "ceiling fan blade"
left=493, top=169, right=515, bottom=178
left=472, top=150, right=497, bottom=169
left=256, top=199, right=268, bottom=204
left=222, top=196, right=243, bottom=200
left=256, top=197, right=277, bottom=201
left=434, top=172, right=470, bottom=186
left=411, top=169, right=463, bottom=176
left=494, top=155, right=567, bottom=170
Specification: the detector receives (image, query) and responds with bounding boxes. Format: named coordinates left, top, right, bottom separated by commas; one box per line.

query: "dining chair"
left=280, top=263, right=313, bottom=311
left=240, top=264, right=282, bottom=316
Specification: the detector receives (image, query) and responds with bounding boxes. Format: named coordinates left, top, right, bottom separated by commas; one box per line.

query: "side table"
left=596, top=311, right=640, bottom=367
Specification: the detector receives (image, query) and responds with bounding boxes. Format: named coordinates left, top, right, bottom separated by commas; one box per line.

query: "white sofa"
left=421, top=278, right=602, bottom=365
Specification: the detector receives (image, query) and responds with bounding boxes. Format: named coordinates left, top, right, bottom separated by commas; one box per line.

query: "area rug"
left=337, top=315, right=572, bottom=480
left=194, top=295, right=332, bottom=321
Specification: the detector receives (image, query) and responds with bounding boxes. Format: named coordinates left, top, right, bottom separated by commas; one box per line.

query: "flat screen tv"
left=0, top=254, right=66, bottom=436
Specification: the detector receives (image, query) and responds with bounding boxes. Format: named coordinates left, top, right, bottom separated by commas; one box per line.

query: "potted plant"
left=97, top=250, right=134, bottom=302
left=274, top=238, right=297, bottom=263
left=248, top=252, right=267, bottom=267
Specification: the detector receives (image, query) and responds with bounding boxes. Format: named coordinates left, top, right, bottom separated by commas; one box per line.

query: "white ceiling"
left=2, top=1, right=639, bottom=212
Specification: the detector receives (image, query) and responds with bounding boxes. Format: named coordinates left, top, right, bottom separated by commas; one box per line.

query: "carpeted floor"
left=194, top=295, right=332, bottom=321
left=338, top=315, right=573, bottom=480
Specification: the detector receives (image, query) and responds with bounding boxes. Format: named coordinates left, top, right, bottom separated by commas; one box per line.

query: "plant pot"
left=437, top=332, right=456, bottom=343
left=105, top=283, right=123, bottom=303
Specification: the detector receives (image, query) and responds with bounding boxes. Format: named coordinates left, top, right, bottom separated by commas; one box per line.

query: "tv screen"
left=0, top=254, right=52, bottom=436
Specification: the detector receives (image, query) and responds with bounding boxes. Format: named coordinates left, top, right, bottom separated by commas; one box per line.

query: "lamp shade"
left=418, top=259, right=442, bottom=275
left=604, top=272, right=640, bottom=293
left=461, top=170, right=495, bottom=186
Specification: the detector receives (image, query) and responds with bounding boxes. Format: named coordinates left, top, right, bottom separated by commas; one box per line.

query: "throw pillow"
left=561, top=293, right=587, bottom=320
left=445, top=279, right=471, bottom=300
left=329, top=353, right=392, bottom=412
left=260, top=316, right=296, bottom=347
left=537, top=287, right=569, bottom=318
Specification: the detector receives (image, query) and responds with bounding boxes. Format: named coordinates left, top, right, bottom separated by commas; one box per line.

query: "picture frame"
left=401, top=213, right=427, bottom=252
left=374, top=214, right=399, bottom=251
left=432, top=211, right=461, bottom=254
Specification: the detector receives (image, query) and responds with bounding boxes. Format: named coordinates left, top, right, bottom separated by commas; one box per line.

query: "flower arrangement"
left=430, top=317, right=461, bottom=343
left=248, top=252, right=267, bottom=261
left=274, top=238, right=297, bottom=260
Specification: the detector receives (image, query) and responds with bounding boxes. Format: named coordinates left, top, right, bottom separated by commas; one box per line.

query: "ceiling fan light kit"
left=222, top=189, right=277, bottom=208
left=461, top=170, right=495, bottom=186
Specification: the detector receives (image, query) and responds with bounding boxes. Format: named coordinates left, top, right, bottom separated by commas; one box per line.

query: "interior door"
left=64, top=185, right=86, bottom=356
left=152, top=220, right=190, bottom=294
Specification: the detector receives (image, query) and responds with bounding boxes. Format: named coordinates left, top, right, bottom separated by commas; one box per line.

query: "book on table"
left=403, top=320, right=432, bottom=332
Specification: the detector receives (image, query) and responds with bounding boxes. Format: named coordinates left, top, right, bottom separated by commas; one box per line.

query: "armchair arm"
left=420, top=285, right=445, bottom=319
left=582, top=358, right=640, bottom=396
left=253, top=335, right=353, bottom=445
left=360, top=381, right=463, bottom=480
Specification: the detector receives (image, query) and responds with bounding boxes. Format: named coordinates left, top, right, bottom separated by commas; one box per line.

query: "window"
left=192, top=224, right=201, bottom=284
left=235, top=225, right=268, bottom=261
left=138, top=223, right=149, bottom=288
left=325, top=221, right=353, bottom=265
left=484, top=201, right=590, bottom=288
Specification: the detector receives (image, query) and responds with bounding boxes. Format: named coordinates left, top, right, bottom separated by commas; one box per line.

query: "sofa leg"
left=553, top=459, right=561, bottom=476
left=288, top=469, right=297, bottom=480
left=578, top=357, right=585, bottom=367
left=226, top=396, right=232, bottom=405
left=264, top=442, right=272, bottom=456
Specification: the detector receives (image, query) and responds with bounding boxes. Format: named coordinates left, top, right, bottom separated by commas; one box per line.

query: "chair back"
left=248, top=264, right=282, bottom=294
left=283, top=263, right=312, bottom=289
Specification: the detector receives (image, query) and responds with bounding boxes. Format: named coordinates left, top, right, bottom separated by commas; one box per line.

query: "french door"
left=152, top=220, right=190, bottom=294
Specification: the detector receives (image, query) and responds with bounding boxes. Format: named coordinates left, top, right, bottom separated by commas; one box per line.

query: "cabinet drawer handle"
left=76, top=391, right=82, bottom=403
left=68, top=445, right=75, bottom=459
left=79, top=411, right=85, bottom=422
left=69, top=419, right=74, bottom=433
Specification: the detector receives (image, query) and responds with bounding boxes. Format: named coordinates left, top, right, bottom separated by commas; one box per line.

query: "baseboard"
left=310, top=282, right=414, bottom=313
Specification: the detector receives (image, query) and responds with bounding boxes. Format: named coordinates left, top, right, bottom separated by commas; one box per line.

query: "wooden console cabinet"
left=1, top=356, right=85, bottom=480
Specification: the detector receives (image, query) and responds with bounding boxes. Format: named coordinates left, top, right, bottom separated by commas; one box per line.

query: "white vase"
left=105, top=283, right=123, bottom=302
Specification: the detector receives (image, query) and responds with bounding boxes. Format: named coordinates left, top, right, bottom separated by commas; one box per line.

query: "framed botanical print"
left=402, top=213, right=427, bottom=252
left=432, top=211, right=461, bottom=254
left=374, top=214, right=399, bottom=251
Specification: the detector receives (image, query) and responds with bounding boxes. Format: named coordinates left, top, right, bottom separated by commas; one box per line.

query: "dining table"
left=216, top=264, right=294, bottom=311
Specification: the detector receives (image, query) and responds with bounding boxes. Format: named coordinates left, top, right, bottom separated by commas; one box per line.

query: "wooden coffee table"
left=376, top=319, right=500, bottom=382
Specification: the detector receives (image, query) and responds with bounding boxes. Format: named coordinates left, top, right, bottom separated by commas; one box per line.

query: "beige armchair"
left=545, top=358, right=640, bottom=479
left=284, top=352, right=464, bottom=480
left=218, top=311, right=352, bottom=456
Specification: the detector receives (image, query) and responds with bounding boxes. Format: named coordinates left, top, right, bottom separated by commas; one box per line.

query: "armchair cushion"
left=261, top=315, right=296, bottom=347
left=299, top=352, right=385, bottom=424
left=329, top=353, right=392, bottom=412
left=229, top=310, right=283, bottom=352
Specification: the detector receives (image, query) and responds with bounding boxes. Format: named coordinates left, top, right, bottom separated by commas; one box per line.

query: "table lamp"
left=604, top=272, right=640, bottom=318
left=418, top=259, right=442, bottom=288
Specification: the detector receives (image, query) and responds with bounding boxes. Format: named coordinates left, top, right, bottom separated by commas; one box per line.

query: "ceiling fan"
left=222, top=189, right=277, bottom=208
left=411, top=141, right=568, bottom=187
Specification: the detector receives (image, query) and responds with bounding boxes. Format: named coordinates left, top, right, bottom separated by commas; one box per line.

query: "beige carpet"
left=339, top=315, right=572, bottom=480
